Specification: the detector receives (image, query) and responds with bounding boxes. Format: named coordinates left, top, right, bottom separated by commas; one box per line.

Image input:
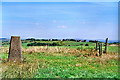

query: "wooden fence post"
left=104, top=38, right=108, bottom=53
left=8, top=36, right=22, bottom=62
left=95, top=41, right=98, bottom=50
left=99, top=43, right=102, bottom=56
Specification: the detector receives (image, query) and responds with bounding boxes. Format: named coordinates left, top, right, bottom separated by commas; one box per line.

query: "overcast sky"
left=1, top=2, right=118, bottom=40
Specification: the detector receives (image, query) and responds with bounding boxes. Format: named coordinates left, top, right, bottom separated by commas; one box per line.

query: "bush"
left=85, top=44, right=89, bottom=46
left=27, top=42, right=61, bottom=46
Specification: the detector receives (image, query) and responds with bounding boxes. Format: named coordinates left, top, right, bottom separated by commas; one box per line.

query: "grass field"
left=0, top=41, right=119, bottom=78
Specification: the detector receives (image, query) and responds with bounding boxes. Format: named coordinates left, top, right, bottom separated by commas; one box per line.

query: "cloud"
left=53, top=20, right=57, bottom=23
left=34, top=22, right=40, bottom=26
left=57, top=25, right=67, bottom=29
left=80, top=21, right=86, bottom=24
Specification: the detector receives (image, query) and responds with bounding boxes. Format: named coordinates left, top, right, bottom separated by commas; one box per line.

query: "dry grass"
left=96, top=53, right=118, bottom=61
left=1, top=46, right=118, bottom=59
left=22, top=46, right=98, bottom=57
left=0, top=47, right=9, bottom=54
left=0, top=58, right=40, bottom=78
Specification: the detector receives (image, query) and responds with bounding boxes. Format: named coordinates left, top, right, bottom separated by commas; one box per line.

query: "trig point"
left=8, top=36, right=22, bottom=62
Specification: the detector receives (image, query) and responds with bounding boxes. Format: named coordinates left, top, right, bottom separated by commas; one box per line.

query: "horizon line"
left=0, top=37, right=118, bottom=41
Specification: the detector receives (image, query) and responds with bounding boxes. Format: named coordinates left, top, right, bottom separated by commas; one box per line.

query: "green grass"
left=33, top=52, right=118, bottom=78
left=0, top=50, right=119, bottom=78
left=63, top=41, right=95, bottom=46
left=0, top=53, right=8, bottom=59
left=0, top=41, right=119, bottom=78
left=60, top=45, right=95, bottom=49
left=108, top=46, right=118, bottom=53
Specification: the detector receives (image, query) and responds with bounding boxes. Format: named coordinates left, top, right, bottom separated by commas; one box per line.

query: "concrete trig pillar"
left=8, top=36, right=22, bottom=62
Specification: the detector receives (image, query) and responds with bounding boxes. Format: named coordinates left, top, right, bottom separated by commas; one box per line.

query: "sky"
left=1, top=2, right=118, bottom=40
left=0, top=2, right=1, bottom=35
left=1, top=0, right=120, bottom=2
